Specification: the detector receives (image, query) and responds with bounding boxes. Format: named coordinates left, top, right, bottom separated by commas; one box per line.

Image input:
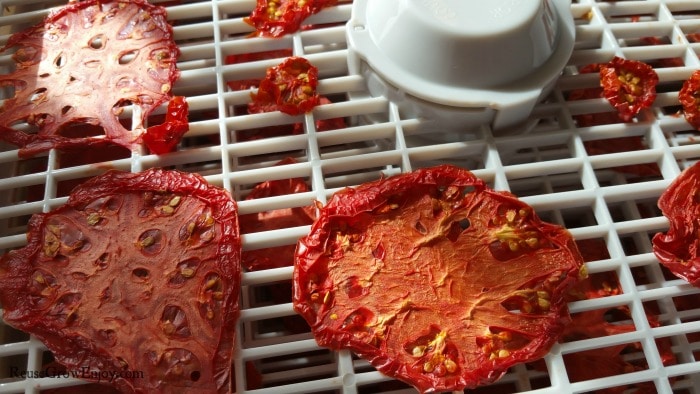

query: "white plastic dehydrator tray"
left=2, top=0, right=700, bottom=393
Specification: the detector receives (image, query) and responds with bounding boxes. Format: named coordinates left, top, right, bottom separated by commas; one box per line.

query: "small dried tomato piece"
left=0, top=169, right=240, bottom=393
left=142, top=96, right=190, bottom=155
left=249, top=56, right=321, bottom=116
left=239, top=157, right=316, bottom=271
left=293, top=165, right=585, bottom=392
left=653, top=161, right=700, bottom=286
left=599, top=56, right=658, bottom=122
left=245, top=0, right=338, bottom=38
left=679, top=70, right=700, bottom=131
left=0, top=0, right=180, bottom=157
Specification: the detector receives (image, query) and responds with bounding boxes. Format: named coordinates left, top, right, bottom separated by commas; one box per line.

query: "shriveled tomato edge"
left=0, top=0, right=180, bottom=158
left=292, top=165, right=584, bottom=391
left=0, top=168, right=240, bottom=392
left=652, top=162, right=700, bottom=286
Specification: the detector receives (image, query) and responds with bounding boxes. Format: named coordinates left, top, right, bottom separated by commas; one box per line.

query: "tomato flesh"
left=679, top=70, right=700, bottom=131
left=142, top=96, right=190, bottom=155
left=599, top=56, right=658, bottom=122
left=249, top=56, right=321, bottom=116
left=245, top=0, right=338, bottom=38
left=0, top=169, right=240, bottom=393
left=0, top=0, right=180, bottom=157
left=653, top=161, right=700, bottom=286
left=293, top=165, right=585, bottom=392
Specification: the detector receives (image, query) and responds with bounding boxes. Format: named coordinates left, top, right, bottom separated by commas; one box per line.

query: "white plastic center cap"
left=347, top=0, right=575, bottom=131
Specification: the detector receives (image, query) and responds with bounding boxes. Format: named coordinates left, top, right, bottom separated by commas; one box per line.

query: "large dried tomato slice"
left=652, top=161, right=700, bottom=286
left=0, top=0, right=180, bottom=158
left=292, top=165, right=585, bottom=392
left=679, top=70, right=700, bottom=131
left=245, top=0, right=338, bottom=38
left=599, top=56, right=658, bottom=122
left=0, top=169, right=240, bottom=393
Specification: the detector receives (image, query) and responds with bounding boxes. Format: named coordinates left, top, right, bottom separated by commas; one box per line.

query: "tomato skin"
left=599, top=57, right=658, bottom=122
left=679, top=70, right=700, bottom=131
left=293, top=165, right=585, bottom=392
left=245, top=0, right=338, bottom=38
left=0, top=169, right=240, bottom=393
left=142, top=96, right=190, bottom=155
left=249, top=56, right=321, bottom=116
left=653, top=161, right=700, bottom=286
left=0, top=0, right=180, bottom=158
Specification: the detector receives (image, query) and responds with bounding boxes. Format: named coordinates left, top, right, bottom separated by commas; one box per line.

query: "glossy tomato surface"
left=653, top=161, right=700, bottom=286
left=679, top=70, right=700, bottom=131
left=0, top=169, right=240, bottom=393
left=292, top=165, right=585, bottom=392
left=0, top=0, right=180, bottom=157
left=249, top=56, right=321, bottom=116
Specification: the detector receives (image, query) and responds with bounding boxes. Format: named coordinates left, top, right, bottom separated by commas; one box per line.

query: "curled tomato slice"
left=249, top=56, right=321, bottom=116
left=245, top=0, right=338, bottom=38
left=142, top=96, right=190, bottom=155
left=599, top=56, right=658, bottom=122
left=0, top=0, right=180, bottom=157
left=0, top=169, right=240, bottom=393
left=292, top=165, right=585, bottom=392
left=679, top=70, right=700, bottom=131
left=653, top=161, right=700, bottom=286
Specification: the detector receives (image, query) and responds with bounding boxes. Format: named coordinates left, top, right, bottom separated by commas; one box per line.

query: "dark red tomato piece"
left=245, top=0, right=338, bottom=38
left=0, top=169, right=240, bottom=393
left=0, top=0, right=180, bottom=158
left=239, top=157, right=315, bottom=271
left=292, top=165, right=585, bottom=392
left=678, top=70, right=700, bottom=131
left=652, top=161, right=700, bottom=286
left=249, top=56, right=321, bottom=116
left=599, top=56, right=658, bottom=122
left=568, top=63, right=621, bottom=127
left=142, top=96, right=190, bottom=155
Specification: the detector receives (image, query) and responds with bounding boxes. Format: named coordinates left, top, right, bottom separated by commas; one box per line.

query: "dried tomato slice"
left=0, top=169, right=240, bottom=393
left=249, top=56, right=321, bottom=116
left=679, top=70, right=700, bottom=131
left=245, top=0, right=338, bottom=38
left=652, top=161, right=700, bottom=286
left=142, top=96, right=190, bottom=155
left=292, top=165, right=585, bottom=392
left=239, top=157, right=315, bottom=271
left=0, top=0, right=180, bottom=157
left=599, top=56, right=658, bottom=122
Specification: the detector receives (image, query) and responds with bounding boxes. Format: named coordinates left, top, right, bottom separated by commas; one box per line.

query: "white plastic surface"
left=0, top=1, right=700, bottom=394
left=346, top=0, right=575, bottom=131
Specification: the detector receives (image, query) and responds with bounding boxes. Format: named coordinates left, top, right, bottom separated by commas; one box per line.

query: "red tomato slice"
left=0, top=169, right=240, bottom=393
left=292, top=165, right=585, bottom=392
left=245, top=0, right=338, bottom=38
left=599, top=57, right=658, bottom=122
left=249, top=56, right=321, bottom=116
left=653, top=161, right=700, bottom=286
left=679, top=70, right=700, bottom=131
left=0, top=0, right=180, bottom=158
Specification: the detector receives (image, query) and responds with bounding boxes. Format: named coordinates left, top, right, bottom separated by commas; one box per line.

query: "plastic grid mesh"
left=0, top=0, right=700, bottom=393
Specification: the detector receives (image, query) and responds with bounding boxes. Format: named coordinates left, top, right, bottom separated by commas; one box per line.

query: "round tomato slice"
left=292, top=165, right=585, bottom=392
left=599, top=56, right=658, bottom=122
left=653, top=161, right=700, bottom=286
left=0, top=0, right=180, bottom=158
left=0, top=169, right=240, bottom=393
